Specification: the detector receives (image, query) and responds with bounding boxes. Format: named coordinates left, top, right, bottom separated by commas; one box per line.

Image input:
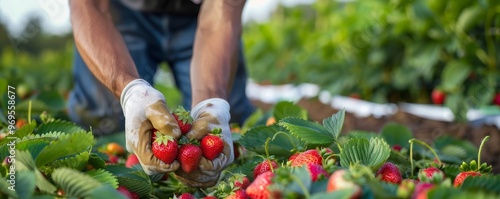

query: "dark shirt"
left=120, top=0, right=201, bottom=15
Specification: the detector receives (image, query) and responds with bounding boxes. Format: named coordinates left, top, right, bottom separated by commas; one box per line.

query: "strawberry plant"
left=1, top=100, right=500, bottom=199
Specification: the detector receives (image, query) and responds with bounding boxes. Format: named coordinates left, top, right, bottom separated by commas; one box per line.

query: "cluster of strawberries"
left=152, top=106, right=225, bottom=173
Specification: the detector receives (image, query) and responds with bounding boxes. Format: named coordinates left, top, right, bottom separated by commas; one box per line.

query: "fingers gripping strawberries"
left=120, top=79, right=181, bottom=175
left=175, top=98, right=234, bottom=188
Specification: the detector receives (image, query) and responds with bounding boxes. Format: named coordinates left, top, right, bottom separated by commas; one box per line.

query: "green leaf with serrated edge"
left=12, top=139, right=50, bottom=160
left=273, top=101, right=308, bottom=121
left=35, top=131, right=93, bottom=167
left=442, top=61, right=470, bottom=92
left=52, top=168, right=102, bottom=198
left=13, top=121, right=37, bottom=139
left=340, top=137, right=391, bottom=171
left=345, top=131, right=379, bottom=139
left=322, top=109, right=345, bottom=141
left=35, top=120, right=86, bottom=135
left=461, top=175, right=500, bottom=194
left=15, top=170, right=36, bottom=199
left=87, top=184, right=127, bottom=199
left=86, top=169, right=119, bottom=188
left=239, top=125, right=304, bottom=157
left=0, top=175, right=18, bottom=198
left=15, top=150, right=57, bottom=193
left=21, top=131, right=65, bottom=141
left=380, top=122, right=413, bottom=149
left=228, top=156, right=261, bottom=180
left=50, top=151, right=90, bottom=170
left=280, top=117, right=334, bottom=147
left=87, top=153, right=106, bottom=169
left=104, top=165, right=152, bottom=197
left=310, top=188, right=356, bottom=199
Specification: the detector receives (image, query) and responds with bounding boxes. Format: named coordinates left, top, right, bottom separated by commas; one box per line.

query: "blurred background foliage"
left=243, top=0, right=500, bottom=121
left=0, top=0, right=499, bottom=122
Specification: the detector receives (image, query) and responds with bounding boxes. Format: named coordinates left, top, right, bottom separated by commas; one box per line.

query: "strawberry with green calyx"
left=307, top=163, right=329, bottom=182
left=418, top=167, right=445, bottom=183
left=253, top=158, right=279, bottom=179
left=412, top=182, right=434, bottom=199
left=177, top=138, right=203, bottom=173
left=408, top=139, right=443, bottom=178
left=453, top=136, right=492, bottom=187
left=200, top=128, right=224, bottom=160
left=152, top=131, right=178, bottom=164
left=289, top=149, right=322, bottom=167
left=375, top=162, right=402, bottom=184
left=229, top=173, right=251, bottom=189
left=246, top=171, right=276, bottom=199
left=176, top=193, right=196, bottom=199
left=172, top=106, right=193, bottom=134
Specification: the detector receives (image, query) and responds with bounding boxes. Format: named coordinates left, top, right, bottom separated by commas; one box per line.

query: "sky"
left=0, top=0, right=314, bottom=36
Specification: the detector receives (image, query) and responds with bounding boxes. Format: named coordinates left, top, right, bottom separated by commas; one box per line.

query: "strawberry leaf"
left=52, top=168, right=102, bottom=198
left=0, top=139, right=50, bottom=163
left=13, top=121, right=37, bottom=139
left=239, top=125, right=305, bottom=157
left=322, top=108, right=345, bottom=141
left=0, top=175, right=18, bottom=198
left=279, top=117, right=334, bottom=147
left=339, top=137, right=391, bottom=171
left=35, top=132, right=93, bottom=167
left=15, top=150, right=57, bottom=193
left=104, top=165, right=153, bottom=197
left=35, top=119, right=86, bottom=135
left=86, top=169, right=119, bottom=189
left=14, top=170, right=36, bottom=199
left=380, top=122, right=413, bottom=149
left=273, top=101, right=308, bottom=121
left=87, top=153, right=107, bottom=169
left=49, top=151, right=90, bottom=171
left=87, top=184, right=127, bottom=199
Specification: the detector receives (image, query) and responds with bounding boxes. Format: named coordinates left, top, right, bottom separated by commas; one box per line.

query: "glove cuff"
left=191, top=98, right=230, bottom=120
left=120, top=79, right=152, bottom=115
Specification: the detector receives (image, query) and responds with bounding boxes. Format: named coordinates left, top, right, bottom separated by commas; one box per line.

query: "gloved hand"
left=174, top=98, right=234, bottom=188
left=120, top=79, right=181, bottom=175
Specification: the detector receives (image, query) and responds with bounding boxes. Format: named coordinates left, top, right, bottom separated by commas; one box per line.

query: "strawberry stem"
left=271, top=131, right=297, bottom=151
left=477, top=136, right=490, bottom=166
left=264, top=137, right=274, bottom=173
left=28, top=100, right=32, bottom=124
left=409, top=140, right=414, bottom=178
left=409, top=139, right=441, bottom=165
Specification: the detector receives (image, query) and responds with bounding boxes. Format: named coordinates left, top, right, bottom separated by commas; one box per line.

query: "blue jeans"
left=67, top=0, right=254, bottom=136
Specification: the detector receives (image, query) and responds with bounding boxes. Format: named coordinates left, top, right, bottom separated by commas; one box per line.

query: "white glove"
left=120, top=79, right=181, bottom=175
left=174, top=98, right=234, bottom=188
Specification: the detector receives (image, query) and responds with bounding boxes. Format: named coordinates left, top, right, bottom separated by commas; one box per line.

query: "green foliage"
left=380, top=123, right=414, bottom=149
left=244, top=0, right=500, bottom=121
left=339, top=137, right=391, bottom=171
left=273, top=101, right=308, bottom=121
left=52, top=168, right=106, bottom=198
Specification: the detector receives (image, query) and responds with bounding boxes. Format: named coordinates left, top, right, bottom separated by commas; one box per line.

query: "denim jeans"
left=67, top=0, right=255, bottom=136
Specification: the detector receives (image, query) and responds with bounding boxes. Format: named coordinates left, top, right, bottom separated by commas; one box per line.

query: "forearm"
left=191, top=0, right=245, bottom=106
left=70, top=0, right=139, bottom=98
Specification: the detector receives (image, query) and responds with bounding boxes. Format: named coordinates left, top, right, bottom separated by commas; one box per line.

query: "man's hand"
left=174, top=98, right=234, bottom=188
left=120, top=79, right=182, bottom=175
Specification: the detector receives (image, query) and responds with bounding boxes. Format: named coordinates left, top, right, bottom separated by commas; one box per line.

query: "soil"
left=251, top=98, right=500, bottom=174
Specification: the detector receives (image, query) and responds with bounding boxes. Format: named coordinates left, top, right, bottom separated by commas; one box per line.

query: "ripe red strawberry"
left=290, top=149, right=322, bottom=167
left=418, top=167, right=443, bottom=182
left=117, top=186, right=139, bottom=199
left=392, top=144, right=402, bottom=151
left=493, top=93, right=500, bottom=106
left=453, top=171, right=481, bottom=187
left=177, top=193, right=196, bottom=199
left=178, top=143, right=202, bottom=173
left=234, top=176, right=251, bottom=189
left=288, top=152, right=300, bottom=162
left=376, top=162, right=402, bottom=184
left=327, top=169, right=362, bottom=199
left=253, top=159, right=278, bottom=179
left=152, top=132, right=178, bottom=164
left=107, top=154, right=119, bottom=164
left=226, top=189, right=249, bottom=199
left=246, top=171, right=274, bottom=199
left=172, top=106, right=193, bottom=134
left=125, top=154, right=140, bottom=168
left=203, top=196, right=217, bottom=199
left=431, top=89, right=446, bottom=105
left=201, top=128, right=224, bottom=160
left=307, top=164, right=328, bottom=182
